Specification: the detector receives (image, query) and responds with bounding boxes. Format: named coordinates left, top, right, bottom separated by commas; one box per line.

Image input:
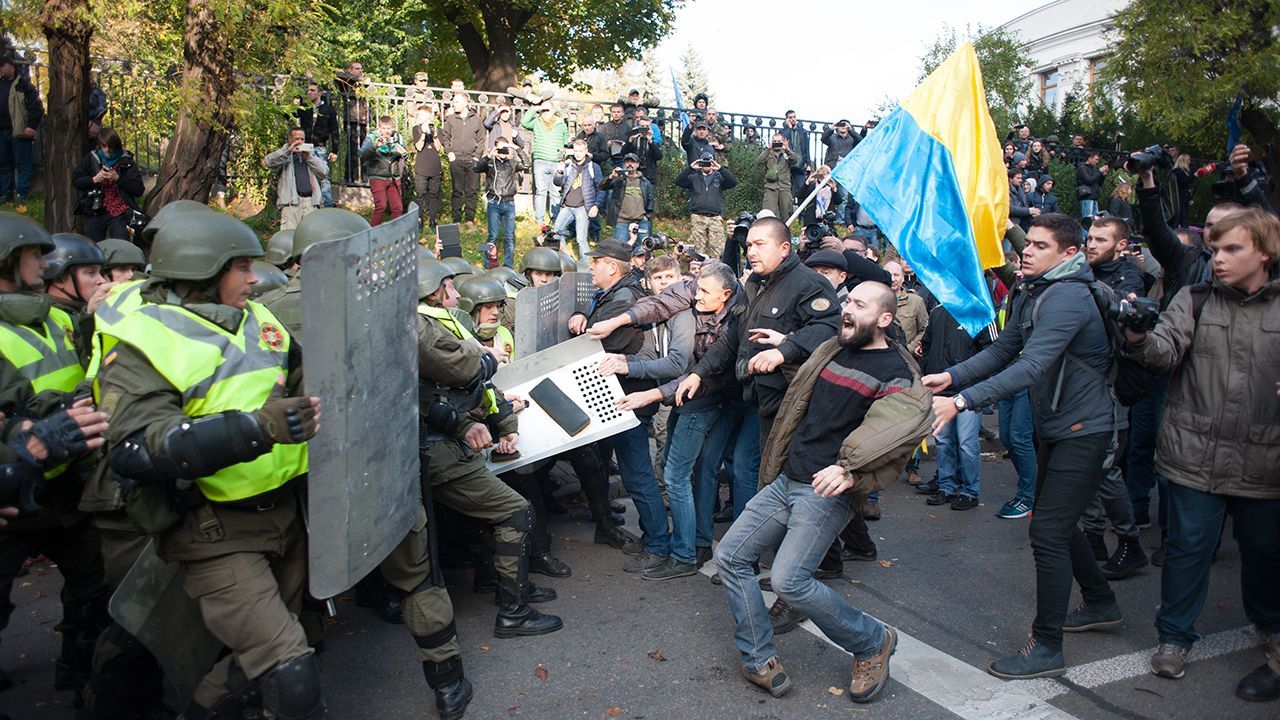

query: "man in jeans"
left=0, top=54, right=43, bottom=208
left=1121, top=207, right=1280, bottom=702
left=522, top=102, right=570, bottom=225
left=552, top=139, right=604, bottom=259
left=716, top=281, right=932, bottom=704
left=568, top=240, right=668, bottom=572
left=474, top=138, right=527, bottom=268
left=926, top=213, right=1125, bottom=679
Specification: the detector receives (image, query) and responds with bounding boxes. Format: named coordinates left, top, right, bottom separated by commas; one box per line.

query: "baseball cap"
left=413, top=71, right=429, bottom=82
left=585, top=239, right=632, bottom=263
left=694, top=121, right=709, bottom=130
left=804, top=250, right=848, bottom=272
left=622, top=152, right=640, bottom=162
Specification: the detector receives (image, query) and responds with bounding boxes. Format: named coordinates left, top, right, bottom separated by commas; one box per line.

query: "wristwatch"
left=952, top=395, right=968, bottom=412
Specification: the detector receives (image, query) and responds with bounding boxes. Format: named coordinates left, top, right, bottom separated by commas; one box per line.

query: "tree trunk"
left=1240, top=107, right=1280, bottom=211
left=475, top=33, right=519, bottom=92
left=144, top=0, right=236, bottom=215
left=446, top=2, right=529, bottom=92
left=41, top=0, right=93, bottom=233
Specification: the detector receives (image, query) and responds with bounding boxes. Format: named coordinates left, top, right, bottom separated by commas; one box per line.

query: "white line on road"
left=1018, top=625, right=1263, bottom=700
left=697, top=560, right=1080, bottom=720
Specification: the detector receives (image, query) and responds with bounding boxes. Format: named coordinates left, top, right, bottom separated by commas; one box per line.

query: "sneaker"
left=915, top=479, right=940, bottom=495
left=926, top=492, right=955, bottom=506
left=850, top=626, right=898, bottom=703
left=1101, top=539, right=1148, bottom=580
left=623, top=552, right=667, bottom=574
left=1086, top=532, right=1109, bottom=562
left=641, top=557, right=698, bottom=581
left=1150, top=643, right=1189, bottom=679
left=840, top=547, right=878, bottom=562
left=950, top=495, right=979, bottom=511
left=988, top=636, right=1066, bottom=679
left=742, top=656, right=793, bottom=698
left=997, top=498, right=1032, bottom=519
left=768, top=598, right=807, bottom=634
left=1063, top=601, right=1123, bottom=632
left=1235, top=663, right=1280, bottom=702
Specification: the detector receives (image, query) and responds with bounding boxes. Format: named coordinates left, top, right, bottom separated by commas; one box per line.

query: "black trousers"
left=449, top=162, right=479, bottom=223
left=819, top=512, right=876, bottom=574
left=83, top=212, right=131, bottom=242
left=414, top=171, right=443, bottom=227
left=1029, top=432, right=1116, bottom=648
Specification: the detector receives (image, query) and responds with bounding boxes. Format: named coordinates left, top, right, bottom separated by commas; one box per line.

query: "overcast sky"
left=652, top=0, right=1038, bottom=123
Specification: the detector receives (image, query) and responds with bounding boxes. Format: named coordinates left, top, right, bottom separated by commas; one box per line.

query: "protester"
left=411, top=104, right=445, bottom=229
left=599, top=153, right=653, bottom=241
left=0, top=53, right=42, bottom=210
left=522, top=101, right=571, bottom=225
left=675, top=154, right=737, bottom=258
left=264, top=127, right=328, bottom=230
left=441, top=92, right=485, bottom=225
left=1076, top=152, right=1107, bottom=218
left=297, top=82, right=338, bottom=207
left=474, top=138, right=528, bottom=268
left=551, top=138, right=604, bottom=259
left=759, top=134, right=800, bottom=220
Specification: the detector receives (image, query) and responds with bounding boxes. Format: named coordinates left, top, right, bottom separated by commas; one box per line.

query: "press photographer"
left=600, top=153, right=654, bottom=242
left=675, top=152, right=737, bottom=258
left=1117, top=207, right=1280, bottom=701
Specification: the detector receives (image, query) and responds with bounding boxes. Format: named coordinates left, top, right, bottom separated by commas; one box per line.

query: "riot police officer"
left=259, top=208, right=371, bottom=337
left=417, top=259, right=563, bottom=638
left=98, top=237, right=146, bottom=283
left=483, top=265, right=524, bottom=332
left=43, top=233, right=108, bottom=362
left=93, top=209, right=324, bottom=719
left=264, top=229, right=297, bottom=271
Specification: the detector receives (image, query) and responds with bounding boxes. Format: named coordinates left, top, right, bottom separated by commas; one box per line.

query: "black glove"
left=11, top=408, right=93, bottom=469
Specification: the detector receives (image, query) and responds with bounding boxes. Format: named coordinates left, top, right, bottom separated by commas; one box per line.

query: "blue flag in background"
left=670, top=68, right=689, bottom=132
left=1226, top=95, right=1243, bottom=155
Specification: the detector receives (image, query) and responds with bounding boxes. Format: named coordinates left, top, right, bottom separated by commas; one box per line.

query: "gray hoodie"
left=947, top=252, right=1125, bottom=442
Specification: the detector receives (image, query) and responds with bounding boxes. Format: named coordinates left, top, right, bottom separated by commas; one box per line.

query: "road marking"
left=696, top=560, right=1080, bottom=720
left=1018, top=625, right=1263, bottom=700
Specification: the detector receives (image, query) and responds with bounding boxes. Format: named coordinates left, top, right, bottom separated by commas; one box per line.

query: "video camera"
left=534, top=225, right=560, bottom=251
left=1198, top=156, right=1274, bottom=205
left=1124, top=145, right=1172, bottom=174
left=800, top=210, right=839, bottom=258
left=1108, top=297, right=1161, bottom=333
left=731, top=212, right=756, bottom=250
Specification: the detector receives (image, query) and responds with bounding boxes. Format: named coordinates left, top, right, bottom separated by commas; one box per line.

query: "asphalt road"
left=1, top=450, right=1274, bottom=720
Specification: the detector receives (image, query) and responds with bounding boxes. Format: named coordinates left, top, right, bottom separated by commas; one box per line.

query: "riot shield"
left=486, top=334, right=639, bottom=473
left=513, top=271, right=592, bottom=357
left=109, top=540, right=222, bottom=705
left=302, top=204, right=422, bottom=599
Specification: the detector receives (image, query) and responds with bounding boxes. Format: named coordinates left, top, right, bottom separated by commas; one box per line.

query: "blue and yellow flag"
left=831, top=43, right=1008, bottom=336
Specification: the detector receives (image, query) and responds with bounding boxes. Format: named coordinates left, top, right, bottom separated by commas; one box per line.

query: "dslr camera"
left=731, top=212, right=757, bottom=249
left=641, top=232, right=669, bottom=252
left=801, top=210, right=839, bottom=257
left=1108, top=296, right=1161, bottom=333
left=84, top=188, right=104, bottom=213
left=1124, top=145, right=1172, bottom=174
left=534, top=225, right=560, bottom=250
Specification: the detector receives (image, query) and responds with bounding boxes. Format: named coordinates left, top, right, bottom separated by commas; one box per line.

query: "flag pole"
left=785, top=165, right=831, bottom=227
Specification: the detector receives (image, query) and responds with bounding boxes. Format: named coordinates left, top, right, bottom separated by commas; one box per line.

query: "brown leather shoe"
left=742, top=656, right=793, bottom=697
left=849, top=626, right=897, bottom=703
left=861, top=499, right=881, bottom=521
left=906, top=468, right=922, bottom=485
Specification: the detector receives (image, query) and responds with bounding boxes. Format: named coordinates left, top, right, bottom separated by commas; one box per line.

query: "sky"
left=651, top=0, right=1039, bottom=123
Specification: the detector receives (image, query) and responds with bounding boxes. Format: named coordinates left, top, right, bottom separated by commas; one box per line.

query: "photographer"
left=682, top=121, right=717, bottom=165
left=781, top=110, right=811, bottom=198
left=474, top=138, right=528, bottom=269
left=1076, top=152, right=1107, bottom=218
left=600, top=153, right=654, bottom=242
left=359, top=116, right=407, bottom=226
left=759, top=134, right=800, bottom=219
left=822, top=120, right=860, bottom=223
left=73, top=127, right=145, bottom=240
left=551, top=138, right=604, bottom=259
left=411, top=104, right=445, bottom=229
left=521, top=102, right=571, bottom=224
left=675, top=153, right=737, bottom=258
left=440, top=92, right=485, bottom=224
left=622, top=107, right=663, bottom=185
left=1118, top=207, right=1280, bottom=700
left=925, top=213, right=1124, bottom=680
left=263, top=126, right=327, bottom=231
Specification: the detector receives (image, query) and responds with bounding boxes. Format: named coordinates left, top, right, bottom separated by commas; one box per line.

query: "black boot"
left=1236, top=663, right=1280, bottom=702
left=423, top=657, right=474, bottom=720
left=1085, top=532, right=1109, bottom=562
left=493, top=580, right=563, bottom=638
left=353, top=572, right=406, bottom=625
left=529, top=552, right=572, bottom=578
left=1100, top=538, right=1148, bottom=580
left=593, top=522, right=638, bottom=550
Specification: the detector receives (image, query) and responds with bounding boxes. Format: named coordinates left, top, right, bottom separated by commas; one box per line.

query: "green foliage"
left=920, top=24, right=1030, bottom=136
left=1042, top=159, right=1078, bottom=218
left=654, top=142, right=770, bottom=221
left=675, top=44, right=710, bottom=105
left=1105, top=0, right=1280, bottom=155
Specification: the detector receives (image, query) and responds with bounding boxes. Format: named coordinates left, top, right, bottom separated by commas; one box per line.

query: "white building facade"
left=1000, top=0, right=1130, bottom=112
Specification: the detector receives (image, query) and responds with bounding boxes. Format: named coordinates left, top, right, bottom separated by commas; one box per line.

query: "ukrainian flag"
left=831, top=42, right=1008, bottom=336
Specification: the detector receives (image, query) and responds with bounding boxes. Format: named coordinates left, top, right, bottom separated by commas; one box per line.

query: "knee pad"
left=497, top=502, right=534, bottom=534
left=260, top=653, right=327, bottom=720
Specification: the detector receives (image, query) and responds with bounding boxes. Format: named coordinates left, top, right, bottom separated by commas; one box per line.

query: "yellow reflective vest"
left=418, top=303, right=500, bottom=415
left=0, top=305, right=87, bottom=477
left=95, top=297, right=308, bottom=503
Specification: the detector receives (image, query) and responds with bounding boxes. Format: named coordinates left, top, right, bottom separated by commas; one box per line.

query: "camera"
left=1124, top=145, right=1171, bottom=174
left=296, top=142, right=314, bottom=153
left=1108, top=297, right=1161, bottom=333
left=496, top=147, right=510, bottom=156
left=732, top=212, right=757, bottom=249
left=771, top=141, right=783, bottom=150
left=800, top=210, right=839, bottom=257
left=696, top=159, right=713, bottom=168
left=641, top=233, right=669, bottom=252
left=534, top=225, right=560, bottom=250
left=85, top=188, right=104, bottom=213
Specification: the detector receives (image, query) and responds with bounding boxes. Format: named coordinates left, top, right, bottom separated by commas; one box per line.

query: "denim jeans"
left=590, top=189, right=607, bottom=240
left=1079, top=199, right=1099, bottom=218
left=311, top=146, right=333, bottom=207
left=661, top=408, right=723, bottom=564
left=935, top=408, right=982, bottom=498
left=998, top=389, right=1037, bottom=503
left=612, top=219, right=652, bottom=242
left=0, top=135, right=34, bottom=200
left=1156, top=482, right=1280, bottom=649
left=1126, top=378, right=1165, bottom=523
left=715, top=474, right=886, bottom=671
left=710, top=401, right=761, bottom=519
left=486, top=200, right=517, bottom=268
left=1029, top=433, right=1116, bottom=648
left=605, top=417, right=670, bottom=557
left=553, top=205, right=591, bottom=260
left=532, top=159, right=557, bottom=225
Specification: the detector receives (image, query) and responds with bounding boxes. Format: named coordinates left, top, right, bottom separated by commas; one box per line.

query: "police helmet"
left=98, top=237, right=147, bottom=271
left=249, top=261, right=289, bottom=298
left=43, top=233, right=107, bottom=281
left=0, top=211, right=54, bottom=263
left=140, top=200, right=216, bottom=243
left=455, top=276, right=508, bottom=314
left=520, top=246, right=562, bottom=277
left=293, top=208, right=371, bottom=260
left=418, top=259, right=456, bottom=300
left=441, top=256, right=479, bottom=278
left=149, top=211, right=264, bottom=281
left=265, top=229, right=296, bottom=267
left=485, top=265, right=526, bottom=290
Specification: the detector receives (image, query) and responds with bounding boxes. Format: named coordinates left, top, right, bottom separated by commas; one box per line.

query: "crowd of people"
left=0, top=49, right=1278, bottom=720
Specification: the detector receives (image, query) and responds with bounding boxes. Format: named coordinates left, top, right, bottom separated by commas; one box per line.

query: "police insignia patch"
left=260, top=322, right=286, bottom=351
left=811, top=297, right=831, bottom=312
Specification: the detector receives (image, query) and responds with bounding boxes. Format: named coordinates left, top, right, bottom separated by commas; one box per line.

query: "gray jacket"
left=948, top=253, right=1125, bottom=441
left=1123, top=277, right=1280, bottom=499
left=263, top=145, right=328, bottom=207
left=626, top=311, right=695, bottom=383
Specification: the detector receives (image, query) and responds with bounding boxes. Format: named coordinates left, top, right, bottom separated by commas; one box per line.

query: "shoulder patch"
left=260, top=322, right=286, bottom=351
left=810, top=297, right=831, bottom=312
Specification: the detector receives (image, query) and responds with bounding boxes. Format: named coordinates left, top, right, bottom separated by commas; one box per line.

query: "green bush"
left=655, top=140, right=768, bottom=220
left=1044, top=159, right=1078, bottom=218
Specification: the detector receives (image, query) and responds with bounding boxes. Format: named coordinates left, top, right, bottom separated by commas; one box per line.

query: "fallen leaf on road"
left=849, top=579, right=862, bottom=584
left=606, top=707, right=623, bottom=717
left=926, top=514, right=937, bottom=519
left=877, top=560, right=896, bottom=568
left=534, top=664, right=549, bottom=682
left=480, top=645, right=490, bottom=653
left=827, top=686, right=845, bottom=695
left=648, top=649, right=667, bottom=662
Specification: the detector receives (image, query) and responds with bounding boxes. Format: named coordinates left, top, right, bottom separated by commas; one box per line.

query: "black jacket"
left=600, top=172, right=655, bottom=225
left=922, top=304, right=994, bottom=395
left=0, top=75, right=43, bottom=132
left=675, top=167, right=737, bottom=216
left=1008, top=181, right=1033, bottom=229
left=1137, top=185, right=1211, bottom=310
left=1092, top=258, right=1145, bottom=298
left=296, top=98, right=338, bottom=148
left=576, top=130, right=610, bottom=168
left=71, top=151, right=144, bottom=215
left=474, top=148, right=528, bottom=202
left=578, top=273, right=657, bottom=415
left=621, top=131, right=663, bottom=184
left=694, top=252, right=841, bottom=417
left=1076, top=163, right=1104, bottom=201
left=821, top=127, right=859, bottom=167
